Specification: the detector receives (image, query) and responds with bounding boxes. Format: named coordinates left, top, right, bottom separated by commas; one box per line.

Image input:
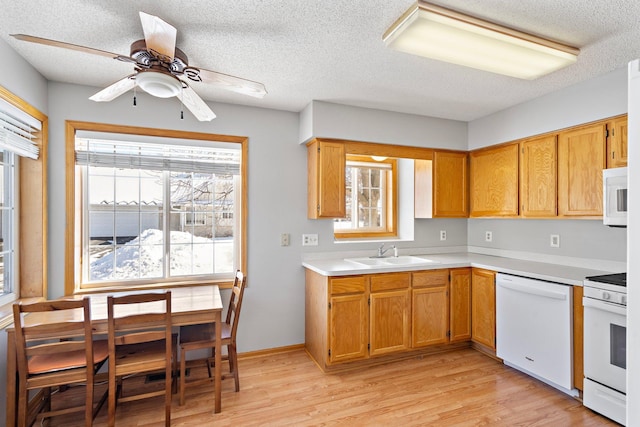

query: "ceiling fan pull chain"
left=133, top=84, right=137, bottom=106
left=180, top=87, right=184, bottom=119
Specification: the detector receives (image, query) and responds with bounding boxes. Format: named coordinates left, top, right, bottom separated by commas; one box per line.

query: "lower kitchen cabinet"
left=412, top=270, right=449, bottom=347
left=450, top=268, right=472, bottom=342
left=370, top=273, right=411, bottom=356
left=471, top=268, right=496, bottom=351
left=305, top=268, right=474, bottom=371
left=329, top=292, right=369, bottom=363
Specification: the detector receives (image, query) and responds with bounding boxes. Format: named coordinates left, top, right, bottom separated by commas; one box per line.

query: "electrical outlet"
left=302, top=234, right=319, bottom=246
left=550, top=234, right=560, bottom=248
left=485, top=231, right=493, bottom=242
left=280, top=233, right=290, bottom=246
left=440, top=230, right=447, bottom=241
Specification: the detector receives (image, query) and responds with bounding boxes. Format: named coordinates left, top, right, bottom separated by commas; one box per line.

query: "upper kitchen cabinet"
left=432, top=150, right=469, bottom=218
left=558, top=122, right=606, bottom=217
left=469, top=143, right=519, bottom=217
left=606, top=115, right=628, bottom=168
left=519, top=134, right=557, bottom=218
left=307, top=139, right=346, bottom=218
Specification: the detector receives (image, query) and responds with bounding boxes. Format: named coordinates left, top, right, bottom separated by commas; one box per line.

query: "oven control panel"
left=584, top=282, right=627, bottom=306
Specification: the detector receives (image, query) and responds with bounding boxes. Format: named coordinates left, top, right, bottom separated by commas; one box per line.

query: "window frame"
left=334, top=155, right=398, bottom=239
left=65, top=121, right=247, bottom=294
left=0, top=85, right=47, bottom=318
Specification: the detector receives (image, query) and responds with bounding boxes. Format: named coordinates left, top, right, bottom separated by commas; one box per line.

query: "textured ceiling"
left=1, top=0, right=639, bottom=121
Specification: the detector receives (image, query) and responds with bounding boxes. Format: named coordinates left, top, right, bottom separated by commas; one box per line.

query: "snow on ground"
left=91, top=229, right=232, bottom=280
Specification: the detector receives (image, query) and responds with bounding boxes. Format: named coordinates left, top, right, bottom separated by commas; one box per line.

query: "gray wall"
left=467, top=67, right=628, bottom=265
left=0, top=36, right=49, bottom=426
left=46, top=82, right=306, bottom=353
left=0, top=34, right=631, bottom=423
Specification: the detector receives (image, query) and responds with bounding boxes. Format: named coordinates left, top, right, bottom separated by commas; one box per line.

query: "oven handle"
left=583, top=297, right=627, bottom=316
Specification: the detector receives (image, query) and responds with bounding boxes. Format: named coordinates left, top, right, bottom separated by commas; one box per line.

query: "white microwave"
left=603, top=167, right=628, bottom=227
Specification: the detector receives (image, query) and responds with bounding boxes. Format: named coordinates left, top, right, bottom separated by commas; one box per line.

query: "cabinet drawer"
left=330, top=276, right=366, bottom=294
left=413, top=270, right=449, bottom=288
left=370, top=273, right=411, bottom=292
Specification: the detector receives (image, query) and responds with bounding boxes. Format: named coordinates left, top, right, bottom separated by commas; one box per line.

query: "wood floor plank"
left=44, top=348, right=615, bottom=426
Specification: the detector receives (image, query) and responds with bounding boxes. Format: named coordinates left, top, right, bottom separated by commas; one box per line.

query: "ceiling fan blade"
left=192, top=67, right=267, bottom=98
left=180, top=85, right=216, bottom=121
left=10, top=34, right=136, bottom=63
left=89, top=75, right=136, bottom=102
left=139, top=11, right=177, bottom=61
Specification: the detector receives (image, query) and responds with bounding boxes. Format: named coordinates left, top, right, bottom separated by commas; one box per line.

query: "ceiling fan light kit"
left=11, top=11, right=267, bottom=121
left=136, top=70, right=183, bottom=98
left=383, top=1, right=579, bottom=80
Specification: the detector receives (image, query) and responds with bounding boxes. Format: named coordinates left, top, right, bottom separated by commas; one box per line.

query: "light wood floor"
left=45, top=347, right=616, bottom=426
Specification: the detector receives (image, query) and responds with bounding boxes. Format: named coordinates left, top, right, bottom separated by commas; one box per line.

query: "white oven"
left=583, top=274, right=627, bottom=426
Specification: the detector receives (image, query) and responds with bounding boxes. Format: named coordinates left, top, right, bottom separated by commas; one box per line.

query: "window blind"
left=75, top=139, right=240, bottom=175
left=0, top=98, right=41, bottom=160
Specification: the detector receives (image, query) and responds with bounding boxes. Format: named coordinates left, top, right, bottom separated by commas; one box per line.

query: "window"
left=67, top=122, right=247, bottom=291
left=0, top=151, right=17, bottom=305
left=0, top=89, right=46, bottom=305
left=334, top=155, right=397, bottom=238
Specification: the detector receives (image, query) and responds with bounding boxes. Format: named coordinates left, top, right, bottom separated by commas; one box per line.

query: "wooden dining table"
left=5, top=285, right=224, bottom=427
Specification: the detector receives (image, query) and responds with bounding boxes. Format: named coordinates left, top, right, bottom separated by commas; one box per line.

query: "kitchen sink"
left=344, top=256, right=438, bottom=267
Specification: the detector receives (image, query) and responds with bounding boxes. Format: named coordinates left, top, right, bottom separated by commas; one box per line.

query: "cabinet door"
left=370, top=289, right=410, bottom=356
left=520, top=135, right=557, bottom=217
left=450, top=268, right=471, bottom=342
left=328, top=293, right=368, bottom=364
left=412, top=285, right=448, bottom=347
left=433, top=151, right=469, bottom=218
left=470, top=143, right=519, bottom=217
left=471, top=268, right=496, bottom=350
left=307, top=139, right=345, bottom=218
left=607, top=117, right=628, bottom=168
left=558, top=123, right=606, bottom=217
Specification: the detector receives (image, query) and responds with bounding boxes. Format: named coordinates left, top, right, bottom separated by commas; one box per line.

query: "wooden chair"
left=12, top=298, right=109, bottom=427
left=178, top=270, right=247, bottom=405
left=107, top=291, right=176, bottom=427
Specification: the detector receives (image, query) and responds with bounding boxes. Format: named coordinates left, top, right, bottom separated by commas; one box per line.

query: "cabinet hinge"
left=317, top=205, right=320, bottom=213
left=328, top=349, right=331, bottom=357
left=612, top=151, right=616, bottom=159
left=318, top=147, right=321, bottom=153
left=447, top=330, right=451, bottom=337
left=605, top=129, right=610, bottom=138
left=328, top=302, right=331, bottom=309
left=368, top=343, right=370, bottom=350
left=368, top=297, right=371, bottom=306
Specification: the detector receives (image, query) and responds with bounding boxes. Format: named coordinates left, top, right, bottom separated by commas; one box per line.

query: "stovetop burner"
left=585, top=272, right=626, bottom=287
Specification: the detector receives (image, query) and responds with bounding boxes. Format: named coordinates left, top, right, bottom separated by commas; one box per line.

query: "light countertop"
left=302, top=252, right=616, bottom=286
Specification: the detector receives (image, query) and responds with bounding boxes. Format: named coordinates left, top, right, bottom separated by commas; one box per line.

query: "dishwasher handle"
left=497, top=280, right=567, bottom=300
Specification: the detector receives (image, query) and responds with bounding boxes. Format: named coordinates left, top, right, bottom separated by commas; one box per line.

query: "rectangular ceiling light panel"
left=383, top=1, right=579, bottom=80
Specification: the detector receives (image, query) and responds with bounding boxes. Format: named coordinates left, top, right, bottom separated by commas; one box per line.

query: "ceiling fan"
left=11, top=11, right=267, bottom=121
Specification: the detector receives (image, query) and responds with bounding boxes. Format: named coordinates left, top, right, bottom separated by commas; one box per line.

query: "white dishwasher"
left=496, top=273, right=576, bottom=396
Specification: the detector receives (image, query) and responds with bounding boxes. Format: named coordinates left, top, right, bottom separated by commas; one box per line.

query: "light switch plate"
left=550, top=234, right=560, bottom=248
left=280, top=233, right=290, bottom=246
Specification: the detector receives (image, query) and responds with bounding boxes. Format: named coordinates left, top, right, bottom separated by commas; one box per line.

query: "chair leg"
left=108, top=372, right=117, bottom=427
left=85, top=378, right=94, bottom=427
left=165, top=359, right=172, bottom=427
left=17, top=383, right=28, bottom=427
left=180, top=346, right=187, bottom=406
left=228, top=344, right=240, bottom=392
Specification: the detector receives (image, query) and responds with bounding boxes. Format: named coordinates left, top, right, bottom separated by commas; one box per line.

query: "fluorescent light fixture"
left=383, top=1, right=579, bottom=80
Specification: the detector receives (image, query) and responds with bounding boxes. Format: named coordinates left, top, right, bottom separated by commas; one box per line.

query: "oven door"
left=583, top=296, right=626, bottom=393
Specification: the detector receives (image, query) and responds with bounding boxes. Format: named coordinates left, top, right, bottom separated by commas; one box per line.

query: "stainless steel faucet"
left=376, top=243, right=397, bottom=258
